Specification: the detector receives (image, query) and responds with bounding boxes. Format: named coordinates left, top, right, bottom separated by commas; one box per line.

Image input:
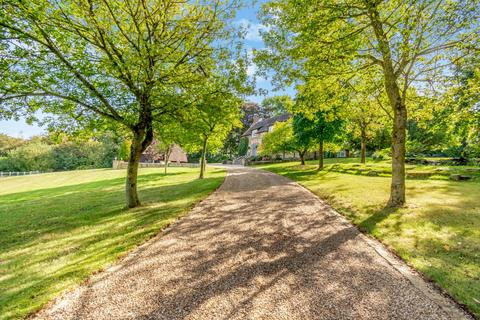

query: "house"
left=242, top=113, right=290, bottom=157
left=141, top=140, right=188, bottom=163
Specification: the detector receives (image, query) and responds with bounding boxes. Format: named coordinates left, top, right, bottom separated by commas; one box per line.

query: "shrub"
left=238, top=137, right=249, bottom=156
left=0, top=142, right=55, bottom=172
left=372, top=148, right=391, bottom=161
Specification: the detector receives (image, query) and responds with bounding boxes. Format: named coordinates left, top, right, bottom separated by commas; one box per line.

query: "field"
left=0, top=167, right=225, bottom=319
left=258, top=159, right=480, bottom=317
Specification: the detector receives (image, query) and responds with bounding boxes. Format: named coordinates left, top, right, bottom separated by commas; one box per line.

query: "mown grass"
left=258, top=159, right=480, bottom=317
left=0, top=167, right=225, bottom=319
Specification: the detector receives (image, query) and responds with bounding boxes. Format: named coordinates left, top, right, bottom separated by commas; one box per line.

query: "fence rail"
left=112, top=160, right=199, bottom=170
left=0, top=170, right=43, bottom=177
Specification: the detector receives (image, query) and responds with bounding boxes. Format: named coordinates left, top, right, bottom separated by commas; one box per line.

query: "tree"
left=221, top=102, right=261, bottom=159
left=260, top=95, right=293, bottom=117
left=291, top=115, right=315, bottom=165
left=154, top=120, right=184, bottom=175
left=180, top=80, right=243, bottom=179
left=0, top=0, right=239, bottom=208
left=292, top=111, right=343, bottom=169
left=444, top=57, right=480, bottom=158
left=260, top=120, right=294, bottom=158
left=0, top=134, right=24, bottom=156
left=343, top=75, right=389, bottom=163
left=238, top=137, right=249, bottom=156
left=257, top=0, right=480, bottom=206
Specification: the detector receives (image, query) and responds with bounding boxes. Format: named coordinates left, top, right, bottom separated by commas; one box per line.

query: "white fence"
left=0, top=171, right=43, bottom=177
left=112, top=160, right=199, bottom=170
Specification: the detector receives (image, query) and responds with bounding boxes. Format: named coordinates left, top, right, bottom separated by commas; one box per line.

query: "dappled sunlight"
left=259, top=162, right=480, bottom=316
left=0, top=167, right=225, bottom=319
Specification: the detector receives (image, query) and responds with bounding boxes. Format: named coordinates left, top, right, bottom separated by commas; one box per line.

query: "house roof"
left=242, top=113, right=290, bottom=137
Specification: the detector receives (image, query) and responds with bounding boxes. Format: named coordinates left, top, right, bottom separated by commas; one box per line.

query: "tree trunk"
left=126, top=126, right=153, bottom=208
left=299, top=151, right=305, bottom=165
left=388, top=105, right=407, bottom=207
left=367, top=2, right=406, bottom=207
left=360, top=130, right=367, bottom=164
left=199, top=136, right=208, bottom=179
left=318, top=140, right=324, bottom=170
left=164, top=145, right=172, bottom=175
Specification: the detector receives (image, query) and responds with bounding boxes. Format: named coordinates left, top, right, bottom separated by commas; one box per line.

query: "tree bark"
left=388, top=104, right=407, bottom=207
left=299, top=151, right=305, bottom=165
left=360, top=130, right=367, bottom=164
left=199, top=136, right=208, bottom=179
left=164, top=145, right=172, bottom=175
left=126, top=125, right=153, bottom=208
left=367, top=2, right=407, bottom=207
left=318, top=140, right=324, bottom=170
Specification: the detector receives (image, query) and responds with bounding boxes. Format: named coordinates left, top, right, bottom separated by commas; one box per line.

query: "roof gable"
left=242, top=113, right=290, bottom=137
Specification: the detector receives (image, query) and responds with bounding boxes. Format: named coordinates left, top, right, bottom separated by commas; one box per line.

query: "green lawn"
left=258, top=159, right=480, bottom=318
left=0, top=167, right=225, bottom=319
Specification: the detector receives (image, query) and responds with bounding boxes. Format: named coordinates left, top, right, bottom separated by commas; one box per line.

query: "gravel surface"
left=34, top=166, right=470, bottom=320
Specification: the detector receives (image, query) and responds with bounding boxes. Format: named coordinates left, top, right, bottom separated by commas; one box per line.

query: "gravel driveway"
left=35, top=166, right=471, bottom=320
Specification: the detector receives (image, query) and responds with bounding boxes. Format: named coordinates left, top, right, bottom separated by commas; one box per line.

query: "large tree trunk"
left=199, top=136, right=208, bottom=179
left=388, top=104, right=407, bottom=207
left=368, top=2, right=407, bottom=207
left=126, top=125, right=153, bottom=208
left=360, top=130, right=367, bottom=164
left=318, top=140, right=324, bottom=170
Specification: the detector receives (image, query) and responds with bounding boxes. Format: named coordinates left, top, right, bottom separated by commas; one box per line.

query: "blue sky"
left=0, top=1, right=293, bottom=138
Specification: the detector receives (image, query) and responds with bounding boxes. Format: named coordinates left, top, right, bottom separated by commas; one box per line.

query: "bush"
left=0, top=134, right=122, bottom=172
left=372, top=148, right=391, bottom=161
left=0, top=142, right=55, bottom=172
left=238, top=137, right=249, bottom=156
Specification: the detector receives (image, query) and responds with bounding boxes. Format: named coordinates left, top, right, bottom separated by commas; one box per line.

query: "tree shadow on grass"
left=0, top=173, right=224, bottom=319
left=50, top=168, right=449, bottom=319
left=357, top=206, right=399, bottom=233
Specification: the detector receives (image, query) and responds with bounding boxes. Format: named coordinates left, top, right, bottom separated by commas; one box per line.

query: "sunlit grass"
left=0, top=167, right=225, bottom=319
left=259, top=160, right=480, bottom=317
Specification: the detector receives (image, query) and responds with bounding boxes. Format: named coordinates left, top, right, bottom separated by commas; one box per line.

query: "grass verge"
left=0, top=167, right=225, bottom=319
left=258, top=160, right=480, bottom=318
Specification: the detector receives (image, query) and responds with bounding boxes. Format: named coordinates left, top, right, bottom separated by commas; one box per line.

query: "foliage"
left=0, top=134, right=24, bottom=156
left=0, top=134, right=123, bottom=172
left=372, top=148, right=391, bottom=161
left=257, top=0, right=480, bottom=206
left=238, top=137, right=249, bottom=156
left=260, top=120, right=294, bottom=156
left=0, top=167, right=225, bottom=319
left=291, top=115, right=316, bottom=154
left=0, top=0, right=243, bottom=207
left=178, top=77, right=244, bottom=178
left=0, top=140, right=54, bottom=172
left=260, top=95, right=293, bottom=117
left=295, top=110, right=344, bottom=147
left=443, top=57, right=480, bottom=158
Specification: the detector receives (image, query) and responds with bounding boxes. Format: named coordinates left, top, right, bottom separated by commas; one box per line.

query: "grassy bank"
left=0, top=167, right=225, bottom=319
left=258, top=159, right=480, bottom=317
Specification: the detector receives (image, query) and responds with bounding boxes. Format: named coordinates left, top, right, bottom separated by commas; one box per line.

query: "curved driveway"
left=36, top=166, right=470, bottom=320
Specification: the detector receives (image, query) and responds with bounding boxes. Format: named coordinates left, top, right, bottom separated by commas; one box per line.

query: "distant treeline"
left=0, top=133, right=129, bottom=172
